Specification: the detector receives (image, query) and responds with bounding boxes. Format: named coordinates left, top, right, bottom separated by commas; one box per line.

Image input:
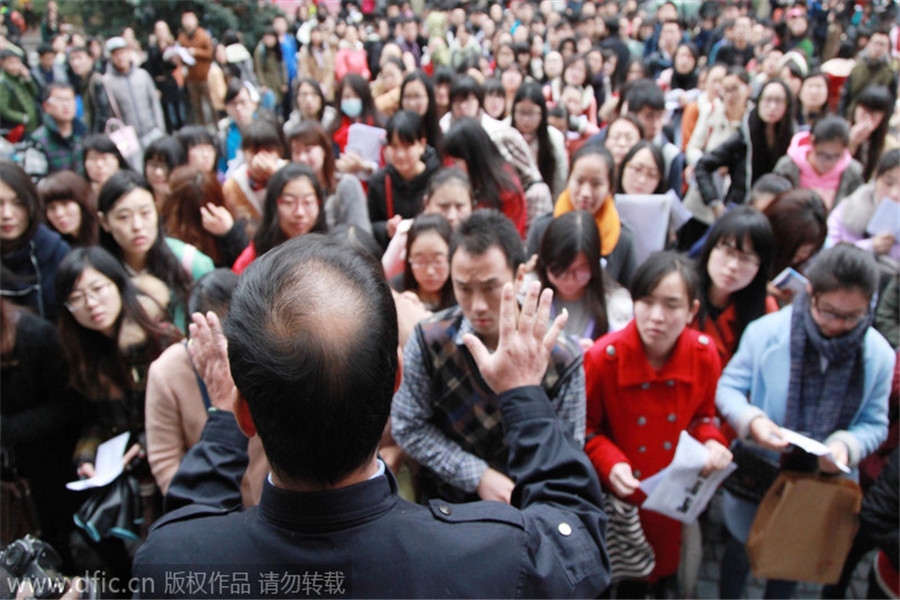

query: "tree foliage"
left=59, top=0, right=284, bottom=49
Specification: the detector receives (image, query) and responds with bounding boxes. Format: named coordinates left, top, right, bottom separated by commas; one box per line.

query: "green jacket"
left=0, top=71, right=40, bottom=134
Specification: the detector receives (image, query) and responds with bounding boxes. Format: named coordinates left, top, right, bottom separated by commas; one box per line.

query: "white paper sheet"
left=346, top=123, right=386, bottom=166
left=66, top=432, right=130, bottom=491
left=779, top=428, right=851, bottom=473
left=639, top=431, right=737, bottom=524
left=772, top=267, right=809, bottom=295
left=865, top=198, right=900, bottom=239
left=615, top=194, right=672, bottom=266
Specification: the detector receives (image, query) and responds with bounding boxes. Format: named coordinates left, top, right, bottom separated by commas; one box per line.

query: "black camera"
left=0, top=535, right=95, bottom=599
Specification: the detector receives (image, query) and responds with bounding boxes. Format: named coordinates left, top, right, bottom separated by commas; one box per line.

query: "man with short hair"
left=0, top=48, right=39, bottom=135
left=101, top=37, right=165, bottom=168
left=392, top=210, right=586, bottom=503
left=29, top=82, right=86, bottom=176
left=715, top=16, right=755, bottom=67
left=839, top=28, right=898, bottom=118
left=66, top=45, right=109, bottom=133
left=132, top=234, right=611, bottom=598
left=618, top=79, right=685, bottom=197
left=177, top=11, right=215, bottom=127
left=646, top=20, right=681, bottom=78
left=30, top=42, right=68, bottom=95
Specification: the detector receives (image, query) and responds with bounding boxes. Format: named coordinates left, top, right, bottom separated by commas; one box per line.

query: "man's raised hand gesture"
left=463, top=280, right=567, bottom=394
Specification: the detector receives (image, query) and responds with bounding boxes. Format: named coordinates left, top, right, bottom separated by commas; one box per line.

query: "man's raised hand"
left=463, top=280, right=567, bottom=394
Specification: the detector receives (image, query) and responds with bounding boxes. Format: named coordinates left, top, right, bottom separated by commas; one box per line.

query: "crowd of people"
left=1, top=0, right=899, bottom=597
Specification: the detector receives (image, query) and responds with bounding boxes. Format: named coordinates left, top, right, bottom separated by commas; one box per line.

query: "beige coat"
left=145, top=342, right=268, bottom=507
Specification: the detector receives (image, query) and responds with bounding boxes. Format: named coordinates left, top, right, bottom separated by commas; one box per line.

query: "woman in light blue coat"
left=715, top=243, right=894, bottom=599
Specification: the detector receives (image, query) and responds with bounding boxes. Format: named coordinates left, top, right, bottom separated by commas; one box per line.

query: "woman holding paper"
left=55, top=245, right=180, bottom=486
left=584, top=251, right=732, bottom=593
left=715, top=244, right=893, bottom=599
left=826, top=149, right=900, bottom=265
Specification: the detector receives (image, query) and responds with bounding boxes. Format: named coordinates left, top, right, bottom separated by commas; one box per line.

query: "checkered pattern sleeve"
left=551, top=362, right=587, bottom=448
left=391, top=330, right=489, bottom=493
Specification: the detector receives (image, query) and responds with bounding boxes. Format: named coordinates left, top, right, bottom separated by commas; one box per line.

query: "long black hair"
left=400, top=70, right=441, bottom=149
left=853, top=85, right=893, bottom=181
left=749, top=79, right=795, bottom=185
left=537, top=210, right=609, bottom=339
left=253, top=163, right=327, bottom=257
left=96, top=170, right=193, bottom=321
left=511, top=80, right=556, bottom=192
left=401, top=213, right=456, bottom=311
left=55, top=246, right=178, bottom=400
left=441, top=118, right=518, bottom=212
left=695, top=206, right=774, bottom=344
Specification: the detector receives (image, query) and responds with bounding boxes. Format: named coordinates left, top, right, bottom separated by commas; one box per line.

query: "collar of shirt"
left=266, top=459, right=386, bottom=486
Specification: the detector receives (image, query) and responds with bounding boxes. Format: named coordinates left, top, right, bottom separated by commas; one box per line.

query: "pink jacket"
left=785, top=130, right=853, bottom=211
left=335, top=45, right=371, bottom=81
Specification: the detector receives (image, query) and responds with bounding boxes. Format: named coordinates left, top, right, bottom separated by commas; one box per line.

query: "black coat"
left=1, top=223, right=70, bottom=321
left=133, top=386, right=612, bottom=598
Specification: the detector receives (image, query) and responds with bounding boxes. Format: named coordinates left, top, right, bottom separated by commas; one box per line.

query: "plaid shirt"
left=29, top=113, right=86, bottom=176
left=392, top=306, right=585, bottom=494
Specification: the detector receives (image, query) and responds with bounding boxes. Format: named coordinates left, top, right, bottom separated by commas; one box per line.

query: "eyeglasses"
left=550, top=265, right=592, bottom=285
left=814, top=150, right=843, bottom=162
left=65, top=281, right=113, bottom=312
left=812, top=295, right=869, bottom=325
left=409, top=255, right=448, bottom=270
left=759, top=95, right=787, bottom=106
left=277, top=195, right=318, bottom=212
left=513, top=108, right=542, bottom=120
left=714, top=242, right=761, bottom=268
left=624, top=162, right=661, bottom=180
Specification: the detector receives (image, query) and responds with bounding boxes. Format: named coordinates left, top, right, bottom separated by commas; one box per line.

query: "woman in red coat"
left=584, top=251, right=733, bottom=596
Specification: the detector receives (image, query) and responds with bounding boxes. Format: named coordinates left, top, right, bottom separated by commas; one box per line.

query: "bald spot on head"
left=263, top=259, right=366, bottom=386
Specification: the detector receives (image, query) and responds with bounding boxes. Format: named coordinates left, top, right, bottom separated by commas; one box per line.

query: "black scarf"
left=785, top=291, right=869, bottom=442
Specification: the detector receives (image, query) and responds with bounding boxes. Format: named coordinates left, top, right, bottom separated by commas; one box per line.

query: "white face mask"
left=341, top=98, right=363, bottom=118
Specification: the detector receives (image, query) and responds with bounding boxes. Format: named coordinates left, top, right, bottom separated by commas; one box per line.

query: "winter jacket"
left=101, top=64, right=165, bottom=139
left=0, top=224, right=70, bottom=321
left=0, top=71, right=39, bottom=134
left=773, top=130, right=864, bottom=211
left=367, top=145, right=442, bottom=248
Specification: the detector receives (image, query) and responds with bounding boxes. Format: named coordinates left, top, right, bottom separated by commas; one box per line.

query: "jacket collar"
left=259, top=466, right=399, bottom=533
left=616, top=319, right=699, bottom=386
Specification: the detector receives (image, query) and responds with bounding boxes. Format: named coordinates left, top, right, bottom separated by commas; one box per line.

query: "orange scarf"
left=553, top=190, right=621, bottom=257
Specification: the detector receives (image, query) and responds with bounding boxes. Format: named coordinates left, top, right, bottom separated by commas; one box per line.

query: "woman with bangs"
left=396, top=213, right=455, bottom=312
left=399, top=70, right=441, bottom=150
left=528, top=144, right=638, bottom=287
left=55, top=246, right=180, bottom=562
left=287, top=121, right=369, bottom=234
left=97, top=170, right=214, bottom=332
left=510, top=80, right=569, bottom=202
left=232, top=163, right=328, bottom=274
left=39, top=169, right=98, bottom=247
left=142, top=135, right=185, bottom=209
left=692, top=206, right=777, bottom=366
left=283, top=77, right=338, bottom=134
left=176, top=125, right=220, bottom=178
left=82, top=134, right=131, bottom=197
left=367, top=110, right=441, bottom=249
left=535, top=210, right=633, bottom=353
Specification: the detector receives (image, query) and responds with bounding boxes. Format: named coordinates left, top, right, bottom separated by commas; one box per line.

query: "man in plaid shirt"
left=392, top=210, right=585, bottom=504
